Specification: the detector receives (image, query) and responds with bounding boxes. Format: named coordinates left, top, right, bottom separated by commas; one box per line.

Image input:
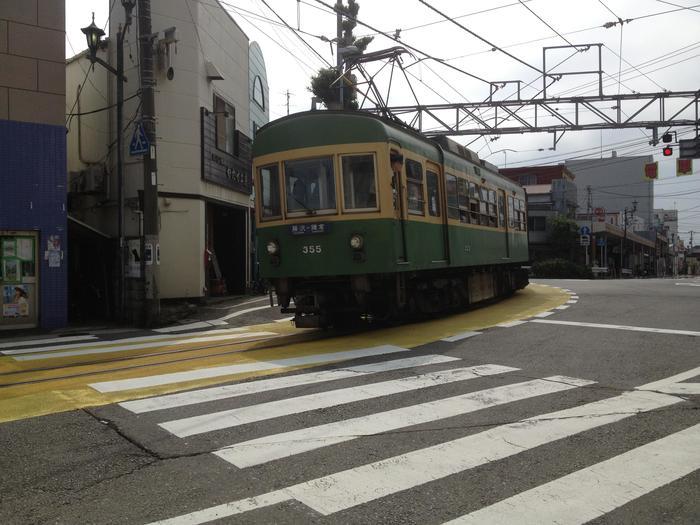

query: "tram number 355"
left=302, top=244, right=322, bottom=254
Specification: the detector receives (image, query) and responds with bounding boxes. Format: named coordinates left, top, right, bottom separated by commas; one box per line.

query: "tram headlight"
left=349, top=234, right=364, bottom=250
left=266, top=240, right=280, bottom=255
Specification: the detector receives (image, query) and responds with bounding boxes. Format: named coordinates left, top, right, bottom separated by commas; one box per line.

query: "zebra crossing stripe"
left=120, top=354, right=460, bottom=414
left=214, top=376, right=595, bottom=468
left=440, top=331, right=481, bottom=343
left=1, top=328, right=247, bottom=356
left=530, top=319, right=700, bottom=337
left=444, top=423, right=700, bottom=525
left=13, top=332, right=278, bottom=361
left=159, top=364, right=518, bottom=438
left=0, top=334, right=97, bottom=350
left=148, top=390, right=680, bottom=524
left=90, top=345, right=410, bottom=393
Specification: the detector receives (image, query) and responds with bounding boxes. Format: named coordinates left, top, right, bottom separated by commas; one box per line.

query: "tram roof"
left=253, top=111, right=523, bottom=193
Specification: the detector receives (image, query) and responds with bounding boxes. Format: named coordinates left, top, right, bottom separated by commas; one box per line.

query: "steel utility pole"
left=336, top=1, right=344, bottom=107
left=137, top=0, right=160, bottom=326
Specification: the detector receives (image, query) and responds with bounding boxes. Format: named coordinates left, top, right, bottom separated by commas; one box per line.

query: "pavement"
left=0, top=278, right=698, bottom=524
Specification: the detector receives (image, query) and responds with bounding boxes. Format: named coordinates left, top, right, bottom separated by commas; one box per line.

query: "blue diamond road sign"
left=580, top=226, right=591, bottom=236
left=129, top=122, right=150, bottom=156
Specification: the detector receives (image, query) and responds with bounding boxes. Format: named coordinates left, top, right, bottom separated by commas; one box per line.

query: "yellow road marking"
left=0, top=284, right=567, bottom=423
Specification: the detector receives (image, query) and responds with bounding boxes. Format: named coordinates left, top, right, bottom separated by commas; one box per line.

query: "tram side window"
left=284, top=156, right=336, bottom=214
left=469, top=182, right=479, bottom=224
left=508, top=196, right=515, bottom=228
left=498, top=194, right=505, bottom=227
left=342, top=154, right=377, bottom=210
left=478, top=186, right=489, bottom=226
left=518, top=199, right=527, bottom=230
left=488, top=190, right=497, bottom=227
left=457, top=178, right=469, bottom=223
left=426, top=170, right=440, bottom=217
left=406, top=159, right=424, bottom=215
left=446, top=174, right=459, bottom=220
left=259, top=164, right=281, bottom=219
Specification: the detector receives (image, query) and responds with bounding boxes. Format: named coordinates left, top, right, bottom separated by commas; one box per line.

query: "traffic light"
left=662, top=145, right=673, bottom=156
left=662, top=133, right=673, bottom=143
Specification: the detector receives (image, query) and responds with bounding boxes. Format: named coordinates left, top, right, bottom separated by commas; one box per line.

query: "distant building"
left=500, top=165, right=577, bottom=260
left=1, top=1, right=67, bottom=330
left=561, top=154, right=666, bottom=276
left=565, top=154, right=654, bottom=230
left=66, top=0, right=268, bottom=322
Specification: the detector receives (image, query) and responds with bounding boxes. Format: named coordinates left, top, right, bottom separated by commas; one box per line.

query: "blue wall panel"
left=0, top=120, right=67, bottom=329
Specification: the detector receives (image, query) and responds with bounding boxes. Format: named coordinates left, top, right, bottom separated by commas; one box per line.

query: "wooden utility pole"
left=137, top=0, right=160, bottom=326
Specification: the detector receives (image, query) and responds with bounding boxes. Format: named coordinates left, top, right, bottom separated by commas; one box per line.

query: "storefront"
left=0, top=231, right=41, bottom=329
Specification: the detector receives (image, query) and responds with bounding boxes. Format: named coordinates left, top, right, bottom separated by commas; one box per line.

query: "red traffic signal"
left=662, top=146, right=673, bottom=156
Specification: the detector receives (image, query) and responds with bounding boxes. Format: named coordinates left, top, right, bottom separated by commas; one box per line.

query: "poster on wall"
left=17, top=238, right=34, bottom=261
left=2, top=259, right=20, bottom=283
left=2, top=238, right=16, bottom=258
left=2, top=284, right=29, bottom=318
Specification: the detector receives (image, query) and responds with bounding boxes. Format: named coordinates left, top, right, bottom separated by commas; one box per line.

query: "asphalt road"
left=0, top=278, right=698, bottom=524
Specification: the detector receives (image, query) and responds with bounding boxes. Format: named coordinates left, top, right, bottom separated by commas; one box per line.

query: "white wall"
left=566, top=156, right=654, bottom=227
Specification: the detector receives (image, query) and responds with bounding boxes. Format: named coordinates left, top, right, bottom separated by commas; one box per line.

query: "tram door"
left=390, top=149, right=408, bottom=262
left=425, top=162, right=447, bottom=262
left=498, top=189, right=510, bottom=258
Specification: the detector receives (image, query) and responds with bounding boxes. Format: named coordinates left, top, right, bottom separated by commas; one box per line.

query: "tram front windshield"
left=284, top=157, right=336, bottom=214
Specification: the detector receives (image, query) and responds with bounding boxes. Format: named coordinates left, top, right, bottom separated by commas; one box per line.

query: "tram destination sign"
left=289, top=223, right=331, bottom=235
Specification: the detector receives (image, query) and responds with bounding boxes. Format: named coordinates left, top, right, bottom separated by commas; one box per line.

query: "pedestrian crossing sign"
left=129, top=122, right=149, bottom=156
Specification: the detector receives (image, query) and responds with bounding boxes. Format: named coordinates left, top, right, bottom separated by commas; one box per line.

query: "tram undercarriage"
left=273, top=266, right=528, bottom=328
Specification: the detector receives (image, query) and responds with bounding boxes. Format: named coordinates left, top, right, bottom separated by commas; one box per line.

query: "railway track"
left=0, top=328, right=333, bottom=388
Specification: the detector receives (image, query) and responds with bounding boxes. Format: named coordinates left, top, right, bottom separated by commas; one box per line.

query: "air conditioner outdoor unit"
left=68, top=165, right=106, bottom=194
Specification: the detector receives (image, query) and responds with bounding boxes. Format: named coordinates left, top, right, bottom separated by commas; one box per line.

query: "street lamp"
left=81, top=2, right=135, bottom=321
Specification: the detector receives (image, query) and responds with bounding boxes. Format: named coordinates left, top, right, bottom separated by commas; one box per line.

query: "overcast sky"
left=65, top=0, right=700, bottom=243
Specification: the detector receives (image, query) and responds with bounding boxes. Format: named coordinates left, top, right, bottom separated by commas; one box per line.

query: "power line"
left=517, top=0, right=582, bottom=50
left=65, top=92, right=142, bottom=117
left=355, top=1, right=534, bottom=38
left=310, top=0, right=492, bottom=85
left=418, top=0, right=545, bottom=75
left=256, top=0, right=332, bottom=67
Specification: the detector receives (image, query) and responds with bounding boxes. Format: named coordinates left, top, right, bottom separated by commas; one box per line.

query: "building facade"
left=66, top=0, right=268, bottom=320
left=565, top=154, right=654, bottom=229
left=500, top=165, right=578, bottom=260
left=0, top=0, right=67, bottom=330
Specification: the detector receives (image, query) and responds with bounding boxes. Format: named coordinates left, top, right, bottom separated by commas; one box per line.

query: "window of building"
left=253, top=75, right=265, bottom=110
left=285, top=157, right=336, bottom=214
left=426, top=170, right=440, bottom=217
left=528, top=216, right=546, bottom=231
left=259, top=164, right=281, bottom=219
left=342, top=154, right=377, bottom=210
left=518, top=174, right=536, bottom=186
left=406, top=159, right=424, bottom=215
left=214, top=94, right=235, bottom=155
left=446, top=174, right=459, bottom=220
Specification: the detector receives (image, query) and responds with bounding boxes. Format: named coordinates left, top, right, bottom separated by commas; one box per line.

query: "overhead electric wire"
left=354, top=1, right=534, bottom=38
left=214, top=1, right=322, bottom=74
left=517, top=0, right=582, bottom=50
left=65, top=92, right=141, bottom=118
left=417, top=0, right=545, bottom=75
left=257, top=0, right=333, bottom=67
left=311, top=0, right=492, bottom=85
